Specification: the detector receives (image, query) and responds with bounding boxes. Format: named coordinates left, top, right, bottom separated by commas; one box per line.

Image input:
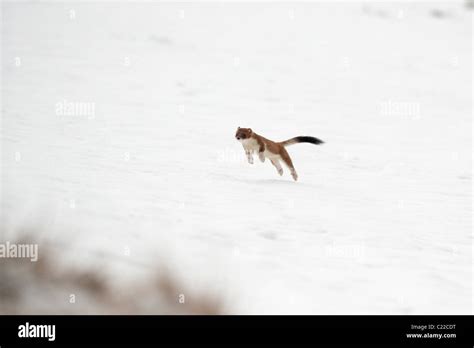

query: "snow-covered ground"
left=1, top=2, right=472, bottom=314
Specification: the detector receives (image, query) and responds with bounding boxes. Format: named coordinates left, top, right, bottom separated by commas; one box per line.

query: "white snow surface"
left=1, top=2, right=472, bottom=314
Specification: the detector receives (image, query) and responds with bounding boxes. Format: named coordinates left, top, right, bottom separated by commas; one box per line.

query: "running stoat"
left=235, top=127, right=324, bottom=181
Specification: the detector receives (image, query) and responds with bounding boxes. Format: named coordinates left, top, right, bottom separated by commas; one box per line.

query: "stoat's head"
left=235, top=127, right=252, bottom=142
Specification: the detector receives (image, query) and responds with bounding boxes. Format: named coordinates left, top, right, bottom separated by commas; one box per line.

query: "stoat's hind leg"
left=270, top=158, right=283, bottom=176
left=280, top=149, right=298, bottom=181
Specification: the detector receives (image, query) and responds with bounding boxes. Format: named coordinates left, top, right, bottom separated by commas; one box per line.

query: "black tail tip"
left=297, top=136, right=324, bottom=145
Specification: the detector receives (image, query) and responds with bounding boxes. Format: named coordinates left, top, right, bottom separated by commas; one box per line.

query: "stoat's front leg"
left=245, top=149, right=254, bottom=164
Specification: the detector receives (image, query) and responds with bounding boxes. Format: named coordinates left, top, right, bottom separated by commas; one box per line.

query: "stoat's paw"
left=291, top=171, right=298, bottom=181
left=278, top=168, right=283, bottom=176
left=258, top=152, right=265, bottom=162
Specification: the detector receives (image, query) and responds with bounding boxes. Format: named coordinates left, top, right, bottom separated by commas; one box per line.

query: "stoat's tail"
left=280, top=136, right=324, bottom=147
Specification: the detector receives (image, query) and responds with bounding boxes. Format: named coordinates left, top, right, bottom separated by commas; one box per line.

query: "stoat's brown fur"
left=235, top=127, right=324, bottom=181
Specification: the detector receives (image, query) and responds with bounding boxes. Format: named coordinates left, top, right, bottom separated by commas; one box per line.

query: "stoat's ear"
left=248, top=128, right=252, bottom=133
left=238, top=126, right=240, bottom=129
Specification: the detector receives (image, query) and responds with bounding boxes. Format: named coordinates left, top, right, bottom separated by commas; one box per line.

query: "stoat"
left=235, top=127, right=324, bottom=181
